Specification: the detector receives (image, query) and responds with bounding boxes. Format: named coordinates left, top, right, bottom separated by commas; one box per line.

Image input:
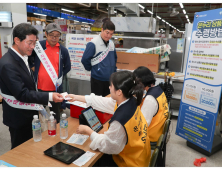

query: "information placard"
left=66, top=34, right=97, bottom=81
left=176, top=8, right=222, bottom=152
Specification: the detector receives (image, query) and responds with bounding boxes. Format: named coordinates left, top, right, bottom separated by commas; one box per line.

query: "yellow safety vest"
left=141, top=85, right=168, bottom=142
left=108, top=97, right=151, bottom=167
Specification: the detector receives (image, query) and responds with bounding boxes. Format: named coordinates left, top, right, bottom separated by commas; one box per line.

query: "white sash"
left=91, top=42, right=112, bottom=66
left=0, top=90, right=49, bottom=117
left=34, top=41, right=63, bottom=91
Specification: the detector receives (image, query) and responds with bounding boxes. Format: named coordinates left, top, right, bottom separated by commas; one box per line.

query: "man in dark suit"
left=0, top=23, right=64, bottom=149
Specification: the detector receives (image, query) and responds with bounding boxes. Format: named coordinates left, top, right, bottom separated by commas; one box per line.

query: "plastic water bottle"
left=60, top=113, right=68, bottom=139
left=48, top=111, right=57, bottom=136
left=32, top=115, right=42, bottom=142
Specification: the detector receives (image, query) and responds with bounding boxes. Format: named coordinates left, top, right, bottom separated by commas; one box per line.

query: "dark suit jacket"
left=0, top=48, right=49, bottom=129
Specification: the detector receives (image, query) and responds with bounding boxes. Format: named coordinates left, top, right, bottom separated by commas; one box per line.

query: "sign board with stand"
left=176, top=8, right=222, bottom=156
left=66, top=34, right=97, bottom=81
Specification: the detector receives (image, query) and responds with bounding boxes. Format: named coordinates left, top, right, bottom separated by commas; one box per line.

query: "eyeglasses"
left=48, top=34, right=61, bottom=39
left=25, top=40, right=36, bottom=47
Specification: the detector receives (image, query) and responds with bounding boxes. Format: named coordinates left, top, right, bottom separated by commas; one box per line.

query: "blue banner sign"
left=27, top=5, right=60, bottom=18
left=176, top=8, right=222, bottom=152
left=27, top=5, right=95, bottom=24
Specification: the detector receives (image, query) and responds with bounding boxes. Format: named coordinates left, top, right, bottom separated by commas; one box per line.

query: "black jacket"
left=0, top=48, right=48, bottom=128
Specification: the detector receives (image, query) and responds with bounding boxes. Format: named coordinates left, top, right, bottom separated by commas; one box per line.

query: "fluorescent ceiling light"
left=166, top=22, right=169, bottom=25
left=34, top=13, right=46, bottom=16
left=185, top=15, right=188, bottom=19
left=183, top=9, right=186, bottom=14
left=114, top=10, right=117, bottom=13
left=57, top=17, right=64, bottom=19
left=0, top=14, right=9, bottom=16
left=189, top=21, right=191, bottom=24
left=82, top=22, right=88, bottom=24
left=162, top=19, right=165, bottom=22
left=61, top=8, right=74, bottom=13
left=157, top=16, right=161, bottom=19
left=138, top=4, right=145, bottom=9
left=140, top=9, right=145, bottom=13
left=179, top=3, right=184, bottom=8
left=147, top=10, right=153, bottom=14
left=74, top=20, right=79, bottom=22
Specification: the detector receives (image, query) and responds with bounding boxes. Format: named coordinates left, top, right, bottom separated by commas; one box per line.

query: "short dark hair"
left=13, top=23, right=38, bottom=45
left=133, top=66, right=156, bottom=87
left=110, top=71, right=144, bottom=105
left=102, top=19, right=115, bottom=31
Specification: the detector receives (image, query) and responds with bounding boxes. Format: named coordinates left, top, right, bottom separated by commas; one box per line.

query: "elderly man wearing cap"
left=30, top=23, right=71, bottom=123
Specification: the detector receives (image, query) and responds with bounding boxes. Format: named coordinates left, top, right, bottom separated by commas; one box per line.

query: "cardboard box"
left=75, top=25, right=82, bottom=30
left=70, top=104, right=113, bottom=124
left=116, top=52, right=160, bottom=73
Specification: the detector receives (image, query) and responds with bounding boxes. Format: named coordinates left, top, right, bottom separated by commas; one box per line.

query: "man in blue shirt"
left=81, top=19, right=117, bottom=97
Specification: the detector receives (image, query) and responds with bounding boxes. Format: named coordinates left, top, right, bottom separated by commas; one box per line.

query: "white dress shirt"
left=11, top=47, right=53, bottom=101
left=11, top=47, right=30, bottom=73
left=85, top=93, right=158, bottom=154
left=85, top=93, right=127, bottom=154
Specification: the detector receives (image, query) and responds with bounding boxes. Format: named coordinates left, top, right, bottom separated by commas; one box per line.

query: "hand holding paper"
left=65, top=94, right=87, bottom=103
left=61, top=92, right=73, bottom=100
left=52, top=93, right=64, bottom=103
left=64, top=93, right=75, bottom=102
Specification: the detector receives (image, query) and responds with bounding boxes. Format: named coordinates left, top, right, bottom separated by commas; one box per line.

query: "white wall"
left=0, top=3, right=27, bottom=56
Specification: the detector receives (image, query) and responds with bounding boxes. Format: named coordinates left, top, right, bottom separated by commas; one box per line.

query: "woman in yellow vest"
left=133, top=66, right=168, bottom=143
left=66, top=71, right=151, bottom=167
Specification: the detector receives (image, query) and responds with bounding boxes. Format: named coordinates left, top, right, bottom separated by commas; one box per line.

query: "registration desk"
left=0, top=117, right=108, bottom=167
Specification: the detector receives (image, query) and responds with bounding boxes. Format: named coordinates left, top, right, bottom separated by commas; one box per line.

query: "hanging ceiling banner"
left=27, top=5, right=60, bottom=18
left=176, top=8, right=222, bottom=152
left=27, top=5, right=95, bottom=24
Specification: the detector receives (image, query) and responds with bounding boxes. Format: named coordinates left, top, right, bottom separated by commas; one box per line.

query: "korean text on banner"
left=66, top=34, right=97, bottom=81
left=176, top=8, right=222, bottom=152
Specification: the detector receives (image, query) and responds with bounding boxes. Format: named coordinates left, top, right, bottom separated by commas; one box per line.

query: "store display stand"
left=186, top=135, right=222, bottom=157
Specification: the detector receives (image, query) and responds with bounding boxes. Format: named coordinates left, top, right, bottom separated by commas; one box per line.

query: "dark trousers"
left=38, top=89, right=61, bottom=123
left=9, top=125, right=33, bottom=149
left=91, top=77, right=110, bottom=97
left=93, top=154, right=118, bottom=167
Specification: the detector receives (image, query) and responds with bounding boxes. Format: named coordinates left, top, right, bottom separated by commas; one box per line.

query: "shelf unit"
left=27, top=17, right=46, bottom=26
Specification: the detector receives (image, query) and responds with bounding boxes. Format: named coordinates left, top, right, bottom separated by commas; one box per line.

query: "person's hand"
left=52, top=93, right=64, bottom=103
left=76, top=125, right=93, bottom=136
left=65, top=94, right=75, bottom=102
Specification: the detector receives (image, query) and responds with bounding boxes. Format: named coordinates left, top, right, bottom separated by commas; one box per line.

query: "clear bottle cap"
left=49, top=111, right=55, bottom=120
left=33, top=115, right=38, bottom=119
left=62, top=113, right=66, bottom=118
left=49, top=115, right=54, bottom=120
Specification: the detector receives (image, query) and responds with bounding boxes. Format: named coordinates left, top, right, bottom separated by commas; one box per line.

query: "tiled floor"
left=1, top=104, right=222, bottom=167
left=166, top=116, right=222, bottom=167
